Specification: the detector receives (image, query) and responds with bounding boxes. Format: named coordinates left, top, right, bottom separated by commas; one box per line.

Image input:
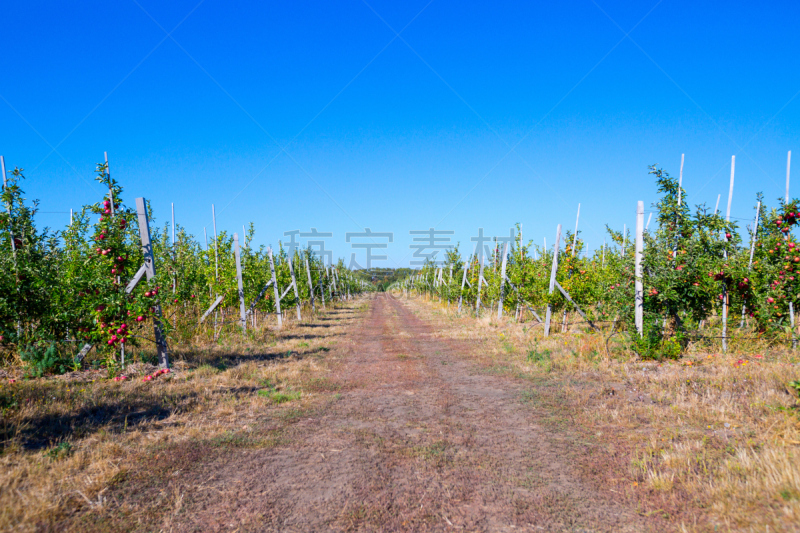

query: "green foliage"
left=18, top=343, right=72, bottom=377
left=628, top=323, right=683, bottom=361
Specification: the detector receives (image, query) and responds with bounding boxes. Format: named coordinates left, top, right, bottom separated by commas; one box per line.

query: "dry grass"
left=405, top=292, right=800, bottom=532
left=0, top=302, right=359, bottom=532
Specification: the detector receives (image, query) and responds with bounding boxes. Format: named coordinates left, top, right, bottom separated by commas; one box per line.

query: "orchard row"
left=398, top=165, right=794, bottom=354
left=0, top=160, right=372, bottom=371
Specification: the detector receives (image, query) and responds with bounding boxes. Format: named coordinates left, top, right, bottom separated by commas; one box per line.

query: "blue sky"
left=1, top=0, right=797, bottom=268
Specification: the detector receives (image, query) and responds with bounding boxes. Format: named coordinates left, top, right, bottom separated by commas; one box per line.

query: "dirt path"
left=168, top=295, right=651, bottom=532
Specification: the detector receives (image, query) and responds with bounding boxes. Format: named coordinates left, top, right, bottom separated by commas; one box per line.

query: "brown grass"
left=0, top=302, right=359, bottom=532
left=404, top=292, right=800, bottom=532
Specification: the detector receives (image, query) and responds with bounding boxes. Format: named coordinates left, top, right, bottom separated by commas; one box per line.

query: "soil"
left=72, top=295, right=665, bottom=532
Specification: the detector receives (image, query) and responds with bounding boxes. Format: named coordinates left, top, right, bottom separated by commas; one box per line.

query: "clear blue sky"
left=1, top=0, right=797, bottom=268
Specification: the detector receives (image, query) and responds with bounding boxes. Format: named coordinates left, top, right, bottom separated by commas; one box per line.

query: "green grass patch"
left=257, top=388, right=301, bottom=403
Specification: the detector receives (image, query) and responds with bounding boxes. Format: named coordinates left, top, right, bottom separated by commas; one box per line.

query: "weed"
left=520, top=390, right=538, bottom=403
left=629, top=326, right=683, bottom=361
left=526, top=348, right=551, bottom=364
left=45, top=442, right=73, bottom=461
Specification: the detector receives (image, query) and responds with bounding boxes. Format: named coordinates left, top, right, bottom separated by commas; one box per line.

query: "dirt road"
left=156, top=294, right=650, bottom=532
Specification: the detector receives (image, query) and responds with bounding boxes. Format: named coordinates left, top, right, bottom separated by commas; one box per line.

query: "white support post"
left=674, top=153, right=684, bottom=258
left=447, top=264, right=453, bottom=307
left=1, top=156, right=16, bottom=257
left=212, top=204, right=219, bottom=281
left=544, top=224, right=562, bottom=337
left=458, top=263, right=468, bottom=313
left=622, top=224, right=626, bottom=257
left=562, top=205, right=581, bottom=331
left=212, top=205, right=219, bottom=335
left=602, top=239, right=606, bottom=267
left=318, top=262, right=326, bottom=309
left=135, top=197, right=169, bottom=368
left=571, top=204, right=580, bottom=252
left=726, top=156, right=735, bottom=222
left=787, top=152, right=796, bottom=348
left=722, top=156, right=735, bottom=352
left=787, top=151, right=792, bottom=205
left=105, top=152, right=114, bottom=217
left=635, top=202, right=644, bottom=336
left=268, top=247, right=282, bottom=327
left=741, top=201, right=761, bottom=327
left=171, top=202, right=176, bottom=296
left=304, top=254, right=316, bottom=313
left=497, top=242, right=509, bottom=319
left=330, top=266, right=336, bottom=302
left=287, top=254, right=302, bottom=321
left=475, top=255, right=486, bottom=317
left=234, top=233, right=246, bottom=334
left=678, top=153, right=684, bottom=208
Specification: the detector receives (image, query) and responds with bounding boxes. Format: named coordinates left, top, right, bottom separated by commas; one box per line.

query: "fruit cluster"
left=776, top=212, right=798, bottom=234
left=142, top=368, right=170, bottom=382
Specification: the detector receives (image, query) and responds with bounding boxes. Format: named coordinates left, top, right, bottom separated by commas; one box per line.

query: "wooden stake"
left=635, top=202, right=644, bottom=336
left=135, top=197, right=169, bottom=368
left=544, top=224, right=562, bottom=337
